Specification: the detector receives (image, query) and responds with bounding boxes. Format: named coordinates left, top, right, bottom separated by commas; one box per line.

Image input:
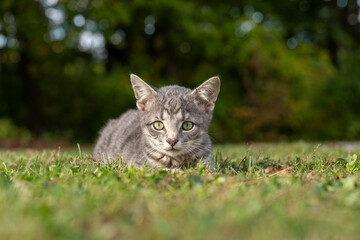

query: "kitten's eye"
left=182, top=121, right=194, bottom=131
left=153, top=121, right=164, bottom=130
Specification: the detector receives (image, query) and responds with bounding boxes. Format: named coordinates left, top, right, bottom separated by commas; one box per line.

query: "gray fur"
left=93, top=74, right=220, bottom=170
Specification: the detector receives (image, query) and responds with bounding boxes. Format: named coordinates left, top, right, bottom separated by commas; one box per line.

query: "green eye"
left=153, top=121, right=164, bottom=130
left=182, top=121, right=194, bottom=131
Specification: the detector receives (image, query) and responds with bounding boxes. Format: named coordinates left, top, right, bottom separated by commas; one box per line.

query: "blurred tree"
left=0, top=0, right=359, bottom=142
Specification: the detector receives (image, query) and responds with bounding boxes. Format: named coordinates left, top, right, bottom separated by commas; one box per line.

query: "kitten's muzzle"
left=166, top=138, right=178, bottom=147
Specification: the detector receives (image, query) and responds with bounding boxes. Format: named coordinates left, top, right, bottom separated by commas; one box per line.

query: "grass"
left=1, top=142, right=360, bottom=240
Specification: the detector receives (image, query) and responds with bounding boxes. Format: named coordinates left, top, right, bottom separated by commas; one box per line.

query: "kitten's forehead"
left=155, top=86, right=192, bottom=117
left=141, top=84, right=210, bottom=127
left=162, top=108, right=185, bottom=120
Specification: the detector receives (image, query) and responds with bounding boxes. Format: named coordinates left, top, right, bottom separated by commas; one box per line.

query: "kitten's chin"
left=161, top=147, right=183, bottom=157
left=165, top=146, right=179, bottom=151
left=166, top=148, right=180, bottom=154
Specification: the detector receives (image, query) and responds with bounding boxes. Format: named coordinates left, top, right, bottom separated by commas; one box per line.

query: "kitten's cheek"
left=175, top=142, right=183, bottom=149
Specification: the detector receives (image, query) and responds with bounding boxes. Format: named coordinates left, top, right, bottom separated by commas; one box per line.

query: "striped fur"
left=93, top=74, right=220, bottom=170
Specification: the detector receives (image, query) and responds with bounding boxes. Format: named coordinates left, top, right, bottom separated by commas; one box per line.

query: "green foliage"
left=312, top=51, right=360, bottom=140
left=2, top=143, right=360, bottom=239
left=0, top=118, right=31, bottom=140
left=0, top=0, right=359, bottom=142
left=346, top=154, right=360, bottom=172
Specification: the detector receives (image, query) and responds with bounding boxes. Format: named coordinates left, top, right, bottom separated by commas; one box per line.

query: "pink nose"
left=166, top=139, right=178, bottom=147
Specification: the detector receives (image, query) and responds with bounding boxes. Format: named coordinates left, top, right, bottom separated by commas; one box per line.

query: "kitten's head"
left=130, top=74, right=220, bottom=157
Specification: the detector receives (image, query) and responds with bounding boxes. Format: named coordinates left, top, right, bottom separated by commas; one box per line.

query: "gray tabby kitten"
left=93, top=74, right=220, bottom=170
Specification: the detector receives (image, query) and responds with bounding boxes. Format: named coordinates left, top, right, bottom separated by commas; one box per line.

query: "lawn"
left=1, top=142, right=360, bottom=240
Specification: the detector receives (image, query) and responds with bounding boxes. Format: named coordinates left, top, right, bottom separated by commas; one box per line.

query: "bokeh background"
left=1, top=0, right=360, bottom=145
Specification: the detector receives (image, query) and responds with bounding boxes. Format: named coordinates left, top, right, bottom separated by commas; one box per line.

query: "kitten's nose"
left=166, top=139, right=178, bottom=147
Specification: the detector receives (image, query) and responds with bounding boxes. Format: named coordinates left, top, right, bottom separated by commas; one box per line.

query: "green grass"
left=1, top=142, right=360, bottom=240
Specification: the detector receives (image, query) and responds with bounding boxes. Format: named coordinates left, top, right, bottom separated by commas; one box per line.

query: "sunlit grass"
left=1, top=142, right=360, bottom=240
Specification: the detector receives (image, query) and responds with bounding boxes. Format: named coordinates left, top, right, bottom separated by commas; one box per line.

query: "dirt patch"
left=264, top=163, right=294, bottom=176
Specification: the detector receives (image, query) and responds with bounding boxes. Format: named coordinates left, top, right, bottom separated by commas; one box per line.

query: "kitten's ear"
left=130, top=74, right=157, bottom=111
left=190, top=76, right=220, bottom=113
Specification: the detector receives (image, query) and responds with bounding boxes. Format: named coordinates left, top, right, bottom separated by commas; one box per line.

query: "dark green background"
left=1, top=0, right=360, bottom=143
